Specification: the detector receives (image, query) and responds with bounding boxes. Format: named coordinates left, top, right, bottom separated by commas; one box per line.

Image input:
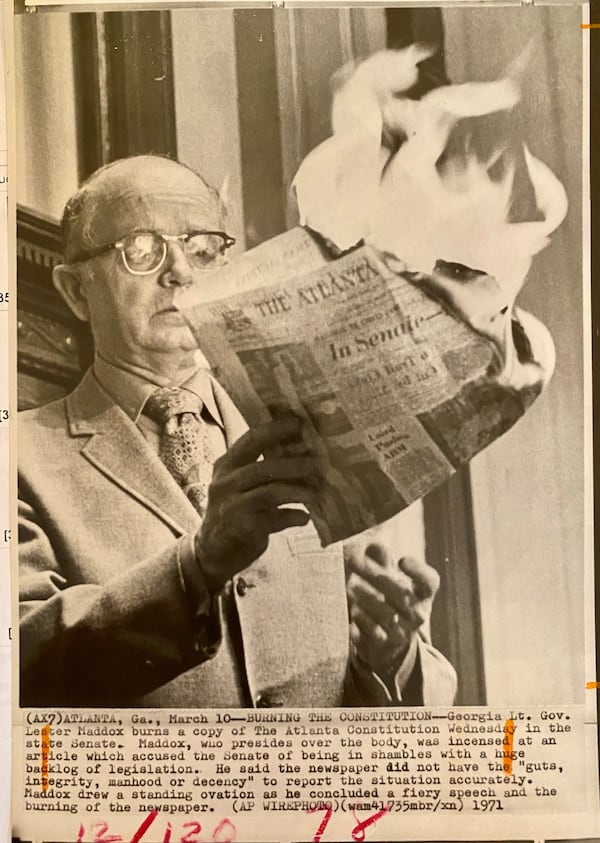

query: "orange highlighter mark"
left=503, top=719, right=514, bottom=776
left=41, top=724, right=51, bottom=791
left=586, top=681, right=600, bottom=689
left=581, top=23, right=600, bottom=29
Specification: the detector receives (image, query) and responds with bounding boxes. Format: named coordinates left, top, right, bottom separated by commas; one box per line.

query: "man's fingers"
left=345, top=541, right=404, bottom=580
left=347, top=575, right=399, bottom=631
left=350, top=605, right=409, bottom=665
left=350, top=605, right=388, bottom=647
left=349, top=573, right=422, bottom=633
left=347, top=544, right=438, bottom=599
left=217, top=416, right=305, bottom=471
left=228, top=456, right=321, bottom=493
left=347, top=551, right=416, bottom=615
left=243, top=481, right=316, bottom=512
left=364, top=542, right=395, bottom=568
left=344, top=540, right=394, bottom=573
left=279, top=440, right=313, bottom=457
left=399, top=555, right=440, bottom=599
left=268, top=507, right=311, bottom=533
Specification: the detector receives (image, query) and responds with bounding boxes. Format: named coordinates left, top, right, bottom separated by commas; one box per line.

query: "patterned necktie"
left=144, top=386, right=214, bottom=516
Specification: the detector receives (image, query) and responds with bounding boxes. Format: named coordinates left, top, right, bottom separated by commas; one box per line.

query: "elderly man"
left=18, top=154, right=456, bottom=708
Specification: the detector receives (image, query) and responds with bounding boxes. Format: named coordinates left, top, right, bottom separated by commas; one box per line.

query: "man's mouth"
left=154, top=305, right=186, bottom=322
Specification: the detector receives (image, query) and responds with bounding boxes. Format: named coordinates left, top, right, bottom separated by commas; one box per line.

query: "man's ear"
left=52, top=264, right=91, bottom=322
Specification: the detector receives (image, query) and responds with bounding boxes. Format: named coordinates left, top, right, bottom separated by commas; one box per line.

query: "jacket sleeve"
left=19, top=499, right=219, bottom=707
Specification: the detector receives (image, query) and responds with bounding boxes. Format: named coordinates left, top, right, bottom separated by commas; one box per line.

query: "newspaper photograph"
left=9, top=1, right=597, bottom=842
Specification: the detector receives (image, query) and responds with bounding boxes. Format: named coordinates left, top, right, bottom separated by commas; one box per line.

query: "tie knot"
left=144, top=386, right=203, bottom=426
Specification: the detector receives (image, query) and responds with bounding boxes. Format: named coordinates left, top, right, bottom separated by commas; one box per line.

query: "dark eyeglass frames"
left=69, top=230, right=236, bottom=276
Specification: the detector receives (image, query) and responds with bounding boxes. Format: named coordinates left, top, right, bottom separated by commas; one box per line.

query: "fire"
left=294, top=47, right=568, bottom=307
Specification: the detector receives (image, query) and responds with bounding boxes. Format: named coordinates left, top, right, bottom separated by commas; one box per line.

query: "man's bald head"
left=61, top=155, right=226, bottom=264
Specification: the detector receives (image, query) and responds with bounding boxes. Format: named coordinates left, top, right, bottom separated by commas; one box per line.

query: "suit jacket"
left=18, top=369, right=457, bottom=708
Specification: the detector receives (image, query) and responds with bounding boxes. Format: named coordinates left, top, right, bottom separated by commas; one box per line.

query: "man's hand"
left=344, top=541, right=440, bottom=682
left=194, top=416, right=320, bottom=593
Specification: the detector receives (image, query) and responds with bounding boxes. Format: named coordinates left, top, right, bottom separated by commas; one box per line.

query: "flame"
left=294, top=48, right=568, bottom=307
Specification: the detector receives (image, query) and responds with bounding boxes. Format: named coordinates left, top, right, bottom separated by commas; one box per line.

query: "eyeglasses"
left=70, top=230, right=236, bottom=276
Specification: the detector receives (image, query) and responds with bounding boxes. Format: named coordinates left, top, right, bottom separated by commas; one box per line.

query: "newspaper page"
left=8, top=2, right=598, bottom=843
left=176, top=233, right=549, bottom=546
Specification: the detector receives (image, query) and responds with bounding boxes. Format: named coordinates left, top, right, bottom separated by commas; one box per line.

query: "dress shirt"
left=93, top=353, right=227, bottom=459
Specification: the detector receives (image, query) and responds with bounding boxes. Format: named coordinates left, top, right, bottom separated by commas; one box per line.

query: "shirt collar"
left=93, top=355, right=224, bottom=428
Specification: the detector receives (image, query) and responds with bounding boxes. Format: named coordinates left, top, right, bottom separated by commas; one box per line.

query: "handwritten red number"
left=163, top=822, right=173, bottom=843
left=129, top=810, right=158, bottom=843
left=92, top=821, right=123, bottom=843
left=180, top=821, right=202, bottom=843
left=307, top=805, right=333, bottom=842
left=351, top=805, right=391, bottom=842
left=212, top=818, right=237, bottom=842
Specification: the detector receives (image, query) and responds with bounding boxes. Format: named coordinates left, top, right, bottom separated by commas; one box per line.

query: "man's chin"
left=145, top=323, right=199, bottom=355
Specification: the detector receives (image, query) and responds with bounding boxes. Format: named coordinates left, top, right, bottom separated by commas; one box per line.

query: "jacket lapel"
left=66, top=370, right=200, bottom=535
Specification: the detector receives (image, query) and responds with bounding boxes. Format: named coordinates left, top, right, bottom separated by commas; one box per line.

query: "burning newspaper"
left=177, top=47, right=567, bottom=546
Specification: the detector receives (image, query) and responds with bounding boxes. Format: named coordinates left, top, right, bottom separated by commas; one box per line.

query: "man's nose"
left=158, top=242, right=194, bottom=287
